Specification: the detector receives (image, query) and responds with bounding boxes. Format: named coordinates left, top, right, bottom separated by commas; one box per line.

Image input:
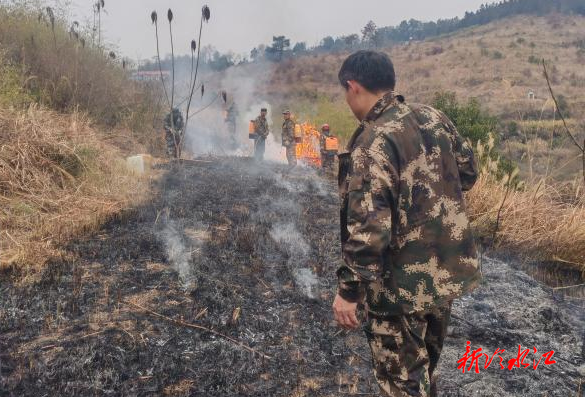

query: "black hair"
left=260, top=108, right=267, bottom=112
left=338, top=50, right=396, bottom=93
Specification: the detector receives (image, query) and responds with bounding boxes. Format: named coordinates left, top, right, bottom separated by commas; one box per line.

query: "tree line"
left=251, top=0, right=584, bottom=62
left=144, top=0, right=584, bottom=70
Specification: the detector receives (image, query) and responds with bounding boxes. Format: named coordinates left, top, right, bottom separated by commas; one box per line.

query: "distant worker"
left=164, top=108, right=184, bottom=158
left=281, top=110, right=297, bottom=168
left=319, top=123, right=338, bottom=170
left=253, top=107, right=269, bottom=161
left=225, top=102, right=238, bottom=149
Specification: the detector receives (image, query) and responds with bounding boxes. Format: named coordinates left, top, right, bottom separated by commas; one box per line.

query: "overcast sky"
left=68, top=0, right=495, bottom=60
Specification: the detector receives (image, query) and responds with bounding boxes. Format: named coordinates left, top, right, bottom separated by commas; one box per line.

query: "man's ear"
left=346, top=80, right=361, bottom=95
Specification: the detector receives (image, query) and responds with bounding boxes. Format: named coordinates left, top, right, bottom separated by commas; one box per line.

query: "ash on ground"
left=0, top=157, right=583, bottom=396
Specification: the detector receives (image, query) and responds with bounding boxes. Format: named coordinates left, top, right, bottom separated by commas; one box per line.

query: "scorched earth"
left=0, top=157, right=583, bottom=396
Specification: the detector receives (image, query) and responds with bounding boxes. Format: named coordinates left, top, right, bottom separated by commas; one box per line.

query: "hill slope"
left=263, top=14, right=584, bottom=121
left=208, top=14, right=584, bottom=182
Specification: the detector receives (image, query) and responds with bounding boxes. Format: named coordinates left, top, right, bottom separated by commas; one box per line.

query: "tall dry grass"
left=466, top=138, right=585, bottom=270
left=0, top=105, right=148, bottom=274
left=0, top=4, right=164, bottom=142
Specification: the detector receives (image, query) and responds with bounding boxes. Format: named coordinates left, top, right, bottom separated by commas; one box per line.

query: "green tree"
left=265, top=35, right=290, bottom=61
left=361, top=20, right=377, bottom=47
left=432, top=91, right=497, bottom=144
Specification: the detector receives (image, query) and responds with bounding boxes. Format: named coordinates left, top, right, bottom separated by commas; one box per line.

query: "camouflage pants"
left=254, top=136, right=266, bottom=161
left=285, top=144, right=297, bottom=167
left=321, top=152, right=336, bottom=170
left=364, top=302, right=452, bottom=397
left=165, top=129, right=181, bottom=158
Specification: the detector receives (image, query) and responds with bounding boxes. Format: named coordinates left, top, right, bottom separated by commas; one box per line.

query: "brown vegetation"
left=0, top=106, right=148, bottom=274
left=0, top=5, right=164, bottom=144
left=466, top=139, right=584, bottom=270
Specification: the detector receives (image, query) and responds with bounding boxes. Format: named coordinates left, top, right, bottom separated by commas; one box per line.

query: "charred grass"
left=1, top=158, right=583, bottom=396
left=0, top=159, right=376, bottom=396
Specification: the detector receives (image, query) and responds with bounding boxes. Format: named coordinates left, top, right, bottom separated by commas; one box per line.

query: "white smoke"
left=158, top=221, right=194, bottom=289
left=157, top=219, right=209, bottom=290
left=270, top=221, right=319, bottom=299
left=179, top=62, right=286, bottom=163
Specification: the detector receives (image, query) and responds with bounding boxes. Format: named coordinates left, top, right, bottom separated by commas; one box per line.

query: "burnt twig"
left=125, top=300, right=271, bottom=360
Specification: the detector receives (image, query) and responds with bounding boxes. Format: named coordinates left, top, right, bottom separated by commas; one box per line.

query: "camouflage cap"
left=282, top=109, right=291, bottom=114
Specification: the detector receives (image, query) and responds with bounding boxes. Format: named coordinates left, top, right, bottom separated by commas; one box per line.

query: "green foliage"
left=492, top=50, right=504, bottom=59
left=528, top=55, right=541, bottom=64
left=265, top=36, right=291, bottom=61
left=433, top=91, right=519, bottom=180
left=0, top=58, right=35, bottom=107
left=275, top=94, right=357, bottom=142
left=555, top=94, right=571, bottom=117
left=432, top=91, right=497, bottom=144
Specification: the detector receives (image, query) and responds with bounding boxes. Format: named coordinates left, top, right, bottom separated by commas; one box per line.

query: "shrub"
left=432, top=91, right=497, bottom=144
left=0, top=56, right=36, bottom=107
left=492, top=50, right=504, bottom=59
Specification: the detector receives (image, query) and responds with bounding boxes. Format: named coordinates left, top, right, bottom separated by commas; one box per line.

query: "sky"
left=68, top=0, right=496, bottom=61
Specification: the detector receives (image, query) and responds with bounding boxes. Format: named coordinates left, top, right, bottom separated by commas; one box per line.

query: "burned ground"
left=0, top=158, right=584, bottom=396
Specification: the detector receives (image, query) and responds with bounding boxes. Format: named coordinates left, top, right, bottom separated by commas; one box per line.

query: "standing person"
left=281, top=110, right=297, bottom=168
left=225, top=102, right=239, bottom=149
left=253, top=108, right=269, bottom=161
left=319, top=123, right=337, bottom=171
left=332, top=50, right=481, bottom=397
left=164, top=108, right=184, bottom=158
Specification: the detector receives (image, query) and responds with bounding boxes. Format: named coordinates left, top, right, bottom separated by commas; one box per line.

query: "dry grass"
left=466, top=140, right=585, bottom=270
left=257, top=14, right=584, bottom=137
left=0, top=105, right=149, bottom=273
left=0, top=4, right=165, bottom=152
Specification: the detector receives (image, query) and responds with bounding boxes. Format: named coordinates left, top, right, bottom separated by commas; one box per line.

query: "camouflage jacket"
left=282, top=119, right=295, bottom=147
left=320, top=131, right=336, bottom=154
left=164, top=110, right=184, bottom=133
left=337, top=91, right=481, bottom=316
left=254, top=116, right=269, bottom=138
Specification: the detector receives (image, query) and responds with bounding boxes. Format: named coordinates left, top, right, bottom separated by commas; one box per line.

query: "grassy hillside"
left=244, top=14, right=584, bottom=182
left=0, top=5, right=160, bottom=274
left=264, top=14, right=584, bottom=117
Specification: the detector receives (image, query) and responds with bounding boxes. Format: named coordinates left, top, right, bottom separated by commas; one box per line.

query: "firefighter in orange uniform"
left=319, top=124, right=337, bottom=170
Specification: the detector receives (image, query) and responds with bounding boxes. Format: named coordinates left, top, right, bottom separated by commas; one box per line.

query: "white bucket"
left=126, top=154, right=153, bottom=174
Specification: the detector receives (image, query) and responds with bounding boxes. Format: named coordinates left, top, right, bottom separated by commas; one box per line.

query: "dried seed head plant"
left=167, top=8, right=176, bottom=135
left=150, top=10, right=170, bottom=108
left=202, top=5, right=210, bottom=22
left=180, top=4, right=212, bottom=158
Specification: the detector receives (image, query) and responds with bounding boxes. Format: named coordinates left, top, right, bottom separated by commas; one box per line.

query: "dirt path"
left=1, top=158, right=583, bottom=396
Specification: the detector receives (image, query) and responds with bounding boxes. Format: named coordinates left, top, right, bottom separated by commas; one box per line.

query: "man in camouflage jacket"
left=281, top=110, right=297, bottom=167
left=319, top=123, right=337, bottom=170
left=164, top=108, right=184, bottom=158
left=332, top=51, right=481, bottom=397
left=253, top=108, right=269, bottom=161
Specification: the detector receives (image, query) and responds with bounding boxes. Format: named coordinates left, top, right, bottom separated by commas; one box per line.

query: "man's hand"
left=332, top=293, right=359, bottom=329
